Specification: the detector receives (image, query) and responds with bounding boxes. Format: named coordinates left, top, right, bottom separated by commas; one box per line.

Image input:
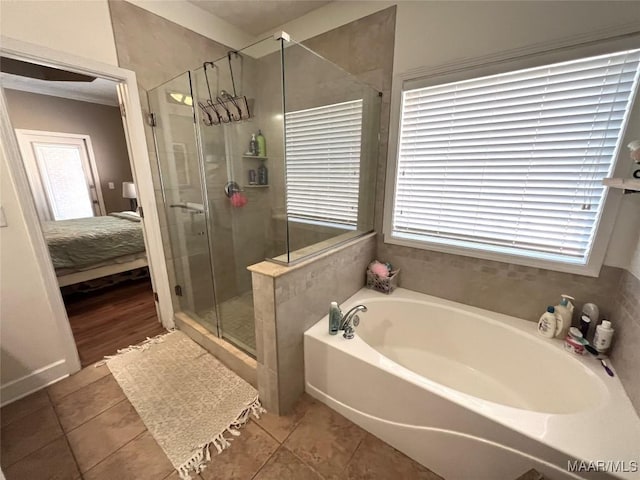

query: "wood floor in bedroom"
left=63, top=279, right=166, bottom=367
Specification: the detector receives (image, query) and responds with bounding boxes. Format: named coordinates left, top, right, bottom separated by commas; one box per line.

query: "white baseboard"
left=0, top=359, right=69, bottom=407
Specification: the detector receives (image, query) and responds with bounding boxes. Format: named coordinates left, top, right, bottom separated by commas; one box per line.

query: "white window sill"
left=288, top=216, right=357, bottom=231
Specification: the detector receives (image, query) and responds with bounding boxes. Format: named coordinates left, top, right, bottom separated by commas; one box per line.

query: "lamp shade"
left=122, top=182, right=137, bottom=199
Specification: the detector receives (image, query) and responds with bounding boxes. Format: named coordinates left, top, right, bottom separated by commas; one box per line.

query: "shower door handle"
left=170, top=203, right=205, bottom=213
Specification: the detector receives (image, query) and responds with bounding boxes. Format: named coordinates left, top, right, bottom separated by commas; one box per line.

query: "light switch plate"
left=108, top=182, right=115, bottom=190
left=0, top=206, right=7, bottom=228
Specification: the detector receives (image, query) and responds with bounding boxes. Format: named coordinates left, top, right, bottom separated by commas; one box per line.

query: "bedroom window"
left=285, top=99, right=363, bottom=228
left=388, top=48, right=640, bottom=273
left=15, top=130, right=105, bottom=221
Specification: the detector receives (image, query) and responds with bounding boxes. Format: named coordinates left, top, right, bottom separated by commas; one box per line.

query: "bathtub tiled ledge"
left=248, top=232, right=376, bottom=278
left=249, top=232, right=377, bottom=415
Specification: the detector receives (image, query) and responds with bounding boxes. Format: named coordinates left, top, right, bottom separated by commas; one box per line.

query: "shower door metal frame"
left=189, top=71, right=224, bottom=338
left=147, top=71, right=222, bottom=338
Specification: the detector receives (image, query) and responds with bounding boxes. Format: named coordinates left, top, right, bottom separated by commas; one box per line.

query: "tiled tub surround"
left=610, top=269, right=640, bottom=414
left=305, top=288, right=640, bottom=480
left=379, top=242, right=623, bottom=322
left=250, top=233, right=376, bottom=414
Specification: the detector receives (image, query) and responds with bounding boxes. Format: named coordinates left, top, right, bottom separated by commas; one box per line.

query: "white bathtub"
left=304, top=288, right=640, bottom=480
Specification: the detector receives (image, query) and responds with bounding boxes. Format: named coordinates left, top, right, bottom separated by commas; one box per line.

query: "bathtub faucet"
left=339, top=304, right=368, bottom=339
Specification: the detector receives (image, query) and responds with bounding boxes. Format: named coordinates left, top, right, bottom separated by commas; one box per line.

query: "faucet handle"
left=352, top=315, right=360, bottom=327
left=343, top=326, right=355, bottom=339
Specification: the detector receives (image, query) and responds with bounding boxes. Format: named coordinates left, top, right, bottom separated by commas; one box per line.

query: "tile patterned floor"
left=0, top=364, right=444, bottom=480
left=200, top=291, right=257, bottom=355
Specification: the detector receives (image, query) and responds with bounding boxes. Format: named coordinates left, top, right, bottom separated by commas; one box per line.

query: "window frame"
left=15, top=129, right=106, bottom=221
left=383, top=36, right=640, bottom=277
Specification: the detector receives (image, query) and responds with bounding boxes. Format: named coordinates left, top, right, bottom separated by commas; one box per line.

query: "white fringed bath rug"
left=104, top=330, right=264, bottom=479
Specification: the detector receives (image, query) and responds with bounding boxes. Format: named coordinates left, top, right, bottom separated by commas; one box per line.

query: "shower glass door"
left=190, top=38, right=287, bottom=356
left=148, top=72, right=219, bottom=334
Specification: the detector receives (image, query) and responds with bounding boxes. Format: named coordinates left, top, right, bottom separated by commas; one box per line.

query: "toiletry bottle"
left=257, top=129, right=266, bottom=157
left=329, top=302, right=342, bottom=335
left=258, top=161, right=268, bottom=185
left=537, top=306, right=558, bottom=338
left=249, top=133, right=258, bottom=156
left=579, top=315, right=591, bottom=338
left=581, top=303, right=599, bottom=340
left=593, top=320, right=614, bottom=353
left=554, top=294, right=575, bottom=338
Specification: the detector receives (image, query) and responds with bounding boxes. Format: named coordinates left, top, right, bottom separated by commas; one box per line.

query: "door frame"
left=15, top=129, right=107, bottom=220
left=0, top=36, right=175, bottom=378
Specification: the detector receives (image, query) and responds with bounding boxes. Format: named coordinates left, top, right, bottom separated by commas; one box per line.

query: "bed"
left=42, top=211, right=147, bottom=287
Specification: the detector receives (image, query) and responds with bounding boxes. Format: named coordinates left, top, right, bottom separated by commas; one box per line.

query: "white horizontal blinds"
left=394, top=49, right=640, bottom=263
left=285, top=99, right=363, bottom=226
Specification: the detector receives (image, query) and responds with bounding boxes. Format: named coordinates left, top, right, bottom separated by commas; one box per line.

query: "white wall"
left=0, top=0, right=117, bottom=65
left=0, top=144, right=69, bottom=404
left=392, top=1, right=640, bottom=75
left=0, top=0, right=119, bottom=403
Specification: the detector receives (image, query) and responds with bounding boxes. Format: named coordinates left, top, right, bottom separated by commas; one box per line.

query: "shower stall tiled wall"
left=147, top=35, right=381, bottom=359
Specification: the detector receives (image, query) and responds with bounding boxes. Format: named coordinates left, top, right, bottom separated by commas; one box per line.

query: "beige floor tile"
left=83, top=431, right=173, bottom=480
left=54, top=375, right=125, bottom=432
left=1, top=389, right=51, bottom=427
left=254, top=393, right=316, bottom=443
left=48, top=364, right=111, bottom=403
left=4, top=436, right=80, bottom=480
left=515, top=469, right=544, bottom=480
left=253, top=447, right=323, bottom=480
left=200, top=422, right=279, bottom=480
left=0, top=403, right=63, bottom=468
left=283, top=401, right=366, bottom=479
left=345, top=433, right=444, bottom=480
left=66, top=399, right=146, bottom=473
left=163, top=471, right=201, bottom=480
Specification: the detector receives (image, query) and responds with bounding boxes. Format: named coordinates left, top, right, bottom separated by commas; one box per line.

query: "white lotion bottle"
left=554, top=294, right=575, bottom=338
left=593, top=320, right=614, bottom=353
left=538, top=306, right=558, bottom=338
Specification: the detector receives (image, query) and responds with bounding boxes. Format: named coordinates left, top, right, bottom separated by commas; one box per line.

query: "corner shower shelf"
left=242, top=155, right=268, bottom=160
left=603, top=177, right=640, bottom=194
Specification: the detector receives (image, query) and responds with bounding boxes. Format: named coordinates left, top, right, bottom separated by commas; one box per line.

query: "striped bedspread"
left=42, top=212, right=145, bottom=270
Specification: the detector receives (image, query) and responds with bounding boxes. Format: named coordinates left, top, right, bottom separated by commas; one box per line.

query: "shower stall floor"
left=199, top=291, right=256, bottom=356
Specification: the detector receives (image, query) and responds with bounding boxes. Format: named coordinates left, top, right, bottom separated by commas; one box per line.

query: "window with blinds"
left=285, top=99, right=363, bottom=227
left=392, top=49, right=640, bottom=265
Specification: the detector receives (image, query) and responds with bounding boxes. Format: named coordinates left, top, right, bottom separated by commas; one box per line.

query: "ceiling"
left=187, top=0, right=332, bottom=36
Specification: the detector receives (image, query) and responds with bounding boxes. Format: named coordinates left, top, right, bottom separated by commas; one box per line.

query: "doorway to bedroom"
left=2, top=58, right=165, bottom=366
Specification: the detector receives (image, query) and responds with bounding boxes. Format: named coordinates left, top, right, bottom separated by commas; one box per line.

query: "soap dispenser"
left=554, top=294, right=575, bottom=338
left=329, top=302, right=342, bottom=335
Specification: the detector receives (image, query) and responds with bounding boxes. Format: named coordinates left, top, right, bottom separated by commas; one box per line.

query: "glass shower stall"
left=148, top=34, right=380, bottom=357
